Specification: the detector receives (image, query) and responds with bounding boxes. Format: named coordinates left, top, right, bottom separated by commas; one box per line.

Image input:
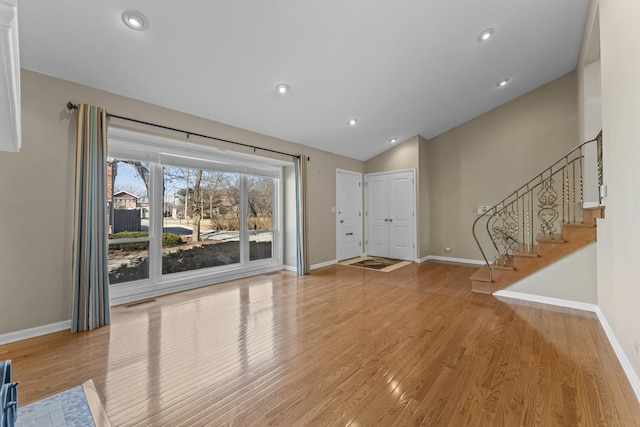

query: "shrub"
left=162, top=233, right=182, bottom=247
left=109, top=231, right=183, bottom=250
left=110, top=231, right=148, bottom=239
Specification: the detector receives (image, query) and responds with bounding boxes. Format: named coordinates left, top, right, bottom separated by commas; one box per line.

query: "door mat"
left=339, top=256, right=412, bottom=272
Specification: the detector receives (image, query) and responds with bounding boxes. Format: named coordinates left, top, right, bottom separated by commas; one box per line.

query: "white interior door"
left=336, top=170, right=362, bottom=260
left=366, top=174, right=388, bottom=257
left=389, top=171, right=415, bottom=260
left=365, top=170, right=415, bottom=261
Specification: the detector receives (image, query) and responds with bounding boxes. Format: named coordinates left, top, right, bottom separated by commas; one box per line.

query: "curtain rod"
left=66, top=102, right=306, bottom=160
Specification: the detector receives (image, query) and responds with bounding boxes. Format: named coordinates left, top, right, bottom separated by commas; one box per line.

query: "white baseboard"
left=493, top=290, right=598, bottom=313
left=311, top=259, right=337, bottom=270
left=282, top=265, right=297, bottom=272
left=595, top=307, right=640, bottom=404
left=425, top=255, right=485, bottom=265
left=494, top=290, right=639, bottom=405
left=0, top=320, right=71, bottom=345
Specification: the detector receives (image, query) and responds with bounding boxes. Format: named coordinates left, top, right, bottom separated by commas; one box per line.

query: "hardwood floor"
left=1, top=261, right=639, bottom=426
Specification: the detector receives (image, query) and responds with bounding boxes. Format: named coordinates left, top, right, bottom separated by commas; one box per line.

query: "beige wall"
left=577, top=0, right=601, bottom=145
left=427, top=72, right=578, bottom=260
left=0, top=70, right=363, bottom=335
left=365, top=136, right=419, bottom=174
left=362, top=74, right=579, bottom=261
left=503, top=243, right=597, bottom=303
left=598, top=0, right=640, bottom=386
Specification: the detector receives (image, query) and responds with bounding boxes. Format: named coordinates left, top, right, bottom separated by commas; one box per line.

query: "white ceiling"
left=18, top=0, right=588, bottom=161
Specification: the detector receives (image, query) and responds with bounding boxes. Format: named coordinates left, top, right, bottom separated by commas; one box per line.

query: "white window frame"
left=107, top=128, right=288, bottom=305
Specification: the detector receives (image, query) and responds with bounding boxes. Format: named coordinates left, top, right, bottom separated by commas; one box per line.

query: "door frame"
left=336, top=169, right=363, bottom=261
left=365, top=168, right=417, bottom=261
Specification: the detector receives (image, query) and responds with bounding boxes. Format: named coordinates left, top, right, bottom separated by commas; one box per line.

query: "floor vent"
left=123, top=298, right=157, bottom=309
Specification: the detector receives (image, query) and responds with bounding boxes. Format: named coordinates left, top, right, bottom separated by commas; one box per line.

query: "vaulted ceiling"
left=18, top=0, right=588, bottom=161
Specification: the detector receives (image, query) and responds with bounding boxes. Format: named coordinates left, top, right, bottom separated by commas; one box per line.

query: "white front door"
left=389, top=171, right=415, bottom=260
left=365, top=170, right=415, bottom=261
left=336, top=170, right=363, bottom=261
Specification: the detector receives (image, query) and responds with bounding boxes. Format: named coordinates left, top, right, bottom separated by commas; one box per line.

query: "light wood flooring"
left=1, top=261, right=639, bottom=426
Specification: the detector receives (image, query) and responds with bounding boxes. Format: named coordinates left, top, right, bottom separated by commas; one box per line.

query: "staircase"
left=470, top=132, right=603, bottom=294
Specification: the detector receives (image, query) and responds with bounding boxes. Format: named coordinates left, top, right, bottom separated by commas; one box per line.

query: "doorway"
left=365, top=170, right=415, bottom=261
left=336, top=169, right=363, bottom=261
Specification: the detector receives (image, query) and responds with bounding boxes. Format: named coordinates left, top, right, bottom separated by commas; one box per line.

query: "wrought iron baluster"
left=538, top=173, right=559, bottom=238
left=470, top=133, right=602, bottom=284
left=562, top=167, right=566, bottom=224
left=572, top=161, right=576, bottom=223
left=529, top=188, right=534, bottom=248
left=565, top=156, right=570, bottom=225
left=579, top=147, right=584, bottom=221
left=520, top=194, right=525, bottom=252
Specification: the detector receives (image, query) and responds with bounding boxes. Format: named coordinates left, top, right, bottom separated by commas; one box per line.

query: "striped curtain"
left=71, top=104, right=110, bottom=333
left=294, top=155, right=310, bottom=275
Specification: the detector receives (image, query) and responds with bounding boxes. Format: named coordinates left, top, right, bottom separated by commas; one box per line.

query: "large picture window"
left=107, top=160, right=150, bottom=284
left=107, top=129, right=286, bottom=304
left=248, top=175, right=274, bottom=261
left=162, top=167, right=241, bottom=274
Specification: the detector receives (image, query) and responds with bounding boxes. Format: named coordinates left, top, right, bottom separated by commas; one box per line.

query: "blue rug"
left=16, top=385, right=95, bottom=427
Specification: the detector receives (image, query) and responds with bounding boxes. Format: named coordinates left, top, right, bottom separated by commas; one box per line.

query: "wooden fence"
left=112, top=209, right=141, bottom=233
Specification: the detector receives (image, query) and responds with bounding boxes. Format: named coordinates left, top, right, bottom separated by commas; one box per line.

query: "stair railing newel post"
left=597, top=131, right=603, bottom=205
left=471, top=133, right=602, bottom=284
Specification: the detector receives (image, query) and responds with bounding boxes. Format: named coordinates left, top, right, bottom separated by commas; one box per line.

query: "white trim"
left=0, top=320, right=70, bottom=345
left=109, top=128, right=292, bottom=172
left=336, top=169, right=364, bottom=262
left=426, top=255, right=485, bottom=265
left=583, top=201, right=600, bottom=208
left=417, top=255, right=430, bottom=263
left=364, top=168, right=416, bottom=178
left=493, top=290, right=598, bottom=313
left=311, top=259, right=337, bottom=270
left=0, top=0, right=21, bottom=152
left=282, top=265, right=297, bottom=272
left=595, top=307, right=640, bottom=403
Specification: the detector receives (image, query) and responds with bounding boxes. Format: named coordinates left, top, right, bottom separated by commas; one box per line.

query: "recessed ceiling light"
left=275, top=83, right=289, bottom=94
left=348, top=118, right=358, bottom=126
left=497, top=78, right=509, bottom=87
left=389, top=138, right=398, bottom=144
left=122, top=10, right=148, bottom=31
left=478, top=28, right=494, bottom=42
